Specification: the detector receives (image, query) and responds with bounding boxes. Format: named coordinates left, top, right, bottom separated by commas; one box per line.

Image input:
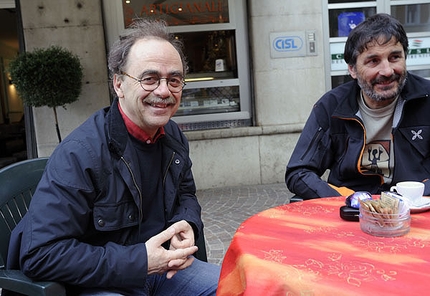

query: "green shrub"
left=8, top=46, right=83, bottom=142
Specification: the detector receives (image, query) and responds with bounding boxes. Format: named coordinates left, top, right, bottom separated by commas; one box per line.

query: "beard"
left=356, top=71, right=407, bottom=102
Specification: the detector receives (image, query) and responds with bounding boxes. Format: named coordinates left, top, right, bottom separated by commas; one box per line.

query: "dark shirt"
left=131, top=135, right=165, bottom=241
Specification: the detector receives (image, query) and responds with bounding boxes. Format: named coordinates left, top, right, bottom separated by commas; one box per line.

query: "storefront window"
left=331, top=75, right=354, bottom=89
left=391, top=4, right=430, bottom=33
left=105, top=0, right=251, bottom=130
left=325, top=0, right=430, bottom=91
left=178, top=30, right=236, bottom=76
left=177, top=85, right=239, bottom=116
left=122, top=0, right=229, bottom=27
left=328, top=0, right=374, bottom=3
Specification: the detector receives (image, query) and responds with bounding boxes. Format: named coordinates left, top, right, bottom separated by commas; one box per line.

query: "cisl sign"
left=270, top=31, right=307, bottom=58
left=273, top=36, right=303, bottom=51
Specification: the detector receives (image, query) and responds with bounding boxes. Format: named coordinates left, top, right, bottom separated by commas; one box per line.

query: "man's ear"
left=113, top=74, right=124, bottom=98
left=348, top=64, right=357, bottom=79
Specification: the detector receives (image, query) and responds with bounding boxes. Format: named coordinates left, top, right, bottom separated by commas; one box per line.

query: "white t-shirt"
left=357, top=92, right=398, bottom=184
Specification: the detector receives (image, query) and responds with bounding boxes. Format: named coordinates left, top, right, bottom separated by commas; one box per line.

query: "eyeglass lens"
left=140, top=75, right=184, bottom=93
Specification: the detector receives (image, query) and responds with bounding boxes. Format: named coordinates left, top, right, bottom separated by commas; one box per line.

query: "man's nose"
left=153, top=78, right=171, bottom=97
left=378, top=60, right=394, bottom=77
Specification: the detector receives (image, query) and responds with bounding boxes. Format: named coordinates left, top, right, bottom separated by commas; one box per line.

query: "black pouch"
left=339, top=205, right=360, bottom=222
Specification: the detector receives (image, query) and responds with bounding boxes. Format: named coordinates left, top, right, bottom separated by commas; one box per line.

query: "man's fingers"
left=171, top=245, right=198, bottom=259
left=166, top=270, right=178, bottom=279
left=168, top=255, right=195, bottom=268
left=165, top=256, right=195, bottom=279
left=148, top=224, right=177, bottom=246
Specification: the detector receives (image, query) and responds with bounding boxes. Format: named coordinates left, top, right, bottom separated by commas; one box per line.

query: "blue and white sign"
left=270, top=31, right=306, bottom=58
left=338, top=12, right=365, bottom=37
left=273, top=36, right=303, bottom=52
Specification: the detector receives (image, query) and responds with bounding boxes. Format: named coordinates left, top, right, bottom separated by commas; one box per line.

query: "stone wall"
left=19, top=0, right=110, bottom=154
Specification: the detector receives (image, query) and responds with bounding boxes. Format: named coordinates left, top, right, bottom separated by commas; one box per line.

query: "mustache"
left=372, top=73, right=400, bottom=85
left=143, top=96, right=177, bottom=105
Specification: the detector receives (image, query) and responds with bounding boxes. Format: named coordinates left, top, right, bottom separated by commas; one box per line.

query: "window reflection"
left=329, top=0, right=374, bottom=3
left=177, top=86, right=239, bottom=116
left=176, top=30, right=237, bottom=78
left=331, top=75, right=354, bottom=89
left=122, top=0, right=229, bottom=27
left=391, top=4, right=430, bottom=33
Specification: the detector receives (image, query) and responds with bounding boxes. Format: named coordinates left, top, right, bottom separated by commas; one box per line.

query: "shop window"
left=103, top=0, right=251, bottom=131
left=122, top=0, right=229, bottom=26
left=325, top=0, right=430, bottom=90
left=391, top=4, right=430, bottom=33
left=328, top=0, right=374, bottom=3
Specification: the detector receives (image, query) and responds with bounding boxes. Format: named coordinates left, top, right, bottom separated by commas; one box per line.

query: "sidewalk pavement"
left=197, top=182, right=294, bottom=265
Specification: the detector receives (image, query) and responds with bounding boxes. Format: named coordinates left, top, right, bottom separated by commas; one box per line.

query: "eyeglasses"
left=120, top=71, right=186, bottom=93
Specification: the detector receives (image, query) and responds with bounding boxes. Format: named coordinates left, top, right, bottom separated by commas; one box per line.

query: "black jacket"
left=8, top=99, right=202, bottom=291
left=286, top=73, right=430, bottom=199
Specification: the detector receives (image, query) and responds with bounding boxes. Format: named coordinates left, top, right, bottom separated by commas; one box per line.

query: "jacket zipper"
left=342, top=117, right=385, bottom=184
left=120, top=156, right=144, bottom=224
left=353, top=118, right=367, bottom=175
left=163, top=151, right=176, bottom=222
left=163, top=151, right=175, bottom=187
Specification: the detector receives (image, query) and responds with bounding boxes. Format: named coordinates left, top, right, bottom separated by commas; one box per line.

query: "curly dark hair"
left=107, top=19, right=188, bottom=95
left=344, top=13, right=408, bottom=67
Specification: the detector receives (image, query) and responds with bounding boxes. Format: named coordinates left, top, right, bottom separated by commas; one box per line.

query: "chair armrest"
left=289, top=196, right=304, bottom=203
left=0, top=269, right=66, bottom=296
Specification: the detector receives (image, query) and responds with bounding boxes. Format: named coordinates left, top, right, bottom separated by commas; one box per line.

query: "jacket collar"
left=106, top=98, right=129, bottom=157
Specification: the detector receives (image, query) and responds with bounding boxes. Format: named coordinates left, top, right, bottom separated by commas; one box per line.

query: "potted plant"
left=8, top=45, right=83, bottom=143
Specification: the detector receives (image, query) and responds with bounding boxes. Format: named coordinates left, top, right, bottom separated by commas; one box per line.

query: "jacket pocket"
left=93, top=200, right=139, bottom=231
left=300, top=127, right=323, bottom=161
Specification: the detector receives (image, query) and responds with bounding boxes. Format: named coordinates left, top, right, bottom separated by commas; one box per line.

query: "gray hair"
left=107, top=19, right=188, bottom=95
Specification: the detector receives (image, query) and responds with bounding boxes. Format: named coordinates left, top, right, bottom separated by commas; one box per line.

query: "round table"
left=217, top=196, right=430, bottom=296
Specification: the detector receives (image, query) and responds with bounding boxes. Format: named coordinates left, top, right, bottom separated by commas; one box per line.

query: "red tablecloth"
left=217, top=196, right=430, bottom=296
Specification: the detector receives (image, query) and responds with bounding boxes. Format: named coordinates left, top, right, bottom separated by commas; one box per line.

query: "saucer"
left=408, top=197, right=430, bottom=213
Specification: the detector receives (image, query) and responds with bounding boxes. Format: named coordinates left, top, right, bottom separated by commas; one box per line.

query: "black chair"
left=0, top=157, right=66, bottom=295
left=0, top=157, right=208, bottom=295
left=289, top=196, right=304, bottom=203
left=195, top=230, right=208, bottom=262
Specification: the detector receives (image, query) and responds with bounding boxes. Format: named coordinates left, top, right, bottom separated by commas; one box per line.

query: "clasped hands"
left=146, top=220, right=198, bottom=279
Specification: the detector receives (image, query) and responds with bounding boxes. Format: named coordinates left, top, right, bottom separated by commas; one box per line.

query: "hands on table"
left=146, top=220, right=197, bottom=279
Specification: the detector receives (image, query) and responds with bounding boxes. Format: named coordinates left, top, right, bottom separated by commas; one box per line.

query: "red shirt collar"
left=118, top=102, right=165, bottom=144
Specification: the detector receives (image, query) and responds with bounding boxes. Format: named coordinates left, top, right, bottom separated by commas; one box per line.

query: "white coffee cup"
left=390, top=181, right=424, bottom=204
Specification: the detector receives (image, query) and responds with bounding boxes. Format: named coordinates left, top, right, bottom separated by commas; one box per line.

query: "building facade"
left=2, top=0, right=430, bottom=189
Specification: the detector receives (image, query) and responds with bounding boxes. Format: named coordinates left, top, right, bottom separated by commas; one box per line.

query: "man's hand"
left=146, top=220, right=198, bottom=279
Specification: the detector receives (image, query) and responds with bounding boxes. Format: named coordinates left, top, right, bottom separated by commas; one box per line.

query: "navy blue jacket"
left=286, top=73, right=430, bottom=199
left=8, top=99, right=202, bottom=291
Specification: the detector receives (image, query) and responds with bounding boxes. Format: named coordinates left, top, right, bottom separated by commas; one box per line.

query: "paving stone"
left=197, top=182, right=293, bottom=265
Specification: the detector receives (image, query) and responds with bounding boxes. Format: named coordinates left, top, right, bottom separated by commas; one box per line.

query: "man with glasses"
left=8, top=19, right=220, bottom=295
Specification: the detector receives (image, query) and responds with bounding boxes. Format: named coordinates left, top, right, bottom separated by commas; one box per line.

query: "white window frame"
left=102, top=0, right=251, bottom=127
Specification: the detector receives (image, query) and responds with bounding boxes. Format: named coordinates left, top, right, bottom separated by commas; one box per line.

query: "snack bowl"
left=359, top=207, right=410, bottom=237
